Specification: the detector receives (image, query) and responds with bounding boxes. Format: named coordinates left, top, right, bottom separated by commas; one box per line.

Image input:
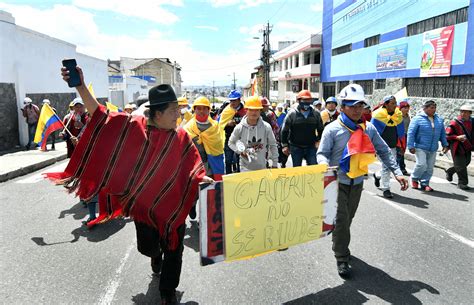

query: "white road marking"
left=15, top=163, right=67, bottom=184
left=365, top=190, right=474, bottom=249
left=98, top=241, right=135, bottom=305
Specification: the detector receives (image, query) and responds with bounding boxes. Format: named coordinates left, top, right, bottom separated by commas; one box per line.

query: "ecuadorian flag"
left=371, top=107, right=405, bottom=140
left=106, top=102, right=123, bottom=112
left=33, top=103, right=63, bottom=150
left=339, top=114, right=377, bottom=178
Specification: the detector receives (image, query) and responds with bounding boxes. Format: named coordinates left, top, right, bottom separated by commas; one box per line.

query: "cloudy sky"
left=1, top=0, right=324, bottom=86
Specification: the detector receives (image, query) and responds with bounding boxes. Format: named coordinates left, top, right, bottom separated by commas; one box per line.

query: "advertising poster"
left=376, top=43, right=408, bottom=71
left=420, top=25, right=455, bottom=77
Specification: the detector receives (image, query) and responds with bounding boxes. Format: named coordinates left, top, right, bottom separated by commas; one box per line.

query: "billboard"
left=420, top=25, right=455, bottom=77
left=376, top=43, right=408, bottom=71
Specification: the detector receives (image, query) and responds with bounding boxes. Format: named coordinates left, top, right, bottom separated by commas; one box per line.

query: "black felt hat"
left=146, top=84, right=177, bottom=107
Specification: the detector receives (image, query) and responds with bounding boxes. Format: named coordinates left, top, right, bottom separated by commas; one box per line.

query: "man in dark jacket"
left=281, top=90, right=323, bottom=166
left=445, top=104, right=473, bottom=190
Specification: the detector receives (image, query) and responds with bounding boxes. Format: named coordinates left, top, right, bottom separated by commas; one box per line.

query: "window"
left=407, top=7, right=468, bottom=36
left=304, top=53, right=311, bottom=65
left=364, top=34, right=380, bottom=48
left=357, top=80, right=374, bottom=95
left=338, top=81, right=349, bottom=91
left=295, top=55, right=299, bottom=68
left=404, top=75, right=474, bottom=99
left=310, top=77, right=319, bottom=92
left=272, top=81, right=278, bottom=91
left=332, top=44, right=352, bottom=56
left=375, top=79, right=386, bottom=89
left=313, top=51, right=321, bottom=64
left=322, top=82, right=336, bottom=100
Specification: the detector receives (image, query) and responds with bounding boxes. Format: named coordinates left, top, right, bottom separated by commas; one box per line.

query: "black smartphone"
left=62, top=59, right=82, bottom=87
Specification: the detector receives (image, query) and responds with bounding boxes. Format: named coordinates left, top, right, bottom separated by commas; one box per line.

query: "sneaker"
left=411, top=179, right=419, bottom=189
left=337, top=262, right=352, bottom=279
left=423, top=185, right=434, bottom=192
left=383, top=190, right=393, bottom=198
left=445, top=170, right=453, bottom=182
left=458, top=184, right=470, bottom=190
left=373, top=173, right=380, bottom=188
left=151, top=256, right=162, bottom=274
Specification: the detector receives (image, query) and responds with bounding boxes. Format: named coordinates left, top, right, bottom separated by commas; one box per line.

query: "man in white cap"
left=445, top=104, right=473, bottom=190
left=21, top=97, right=40, bottom=150
left=317, top=84, right=407, bottom=279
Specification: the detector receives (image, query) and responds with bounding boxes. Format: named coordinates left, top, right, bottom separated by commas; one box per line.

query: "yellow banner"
left=223, top=164, right=327, bottom=261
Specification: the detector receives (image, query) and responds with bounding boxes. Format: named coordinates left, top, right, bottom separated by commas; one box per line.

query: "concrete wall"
left=0, top=10, right=108, bottom=149
left=0, top=83, right=19, bottom=150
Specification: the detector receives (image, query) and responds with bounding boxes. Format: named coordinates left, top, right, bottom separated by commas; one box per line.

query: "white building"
left=0, top=10, right=108, bottom=148
left=269, top=34, right=322, bottom=104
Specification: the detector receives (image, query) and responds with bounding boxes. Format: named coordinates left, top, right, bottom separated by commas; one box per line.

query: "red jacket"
left=446, top=116, right=473, bottom=155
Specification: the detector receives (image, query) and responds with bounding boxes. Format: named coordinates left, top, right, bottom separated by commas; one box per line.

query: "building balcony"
left=270, top=64, right=320, bottom=81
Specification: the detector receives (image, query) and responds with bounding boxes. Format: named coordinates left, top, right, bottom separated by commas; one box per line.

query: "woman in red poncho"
left=52, top=66, right=213, bottom=305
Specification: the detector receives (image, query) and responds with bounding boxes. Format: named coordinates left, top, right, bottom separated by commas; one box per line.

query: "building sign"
left=420, top=25, right=455, bottom=77
left=376, top=43, right=408, bottom=71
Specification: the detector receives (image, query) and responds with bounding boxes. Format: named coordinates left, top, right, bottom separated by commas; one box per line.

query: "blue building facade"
left=321, top=0, right=473, bottom=100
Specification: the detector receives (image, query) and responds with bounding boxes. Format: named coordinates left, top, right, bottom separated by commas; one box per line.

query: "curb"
left=404, top=153, right=474, bottom=176
left=0, top=153, right=67, bottom=183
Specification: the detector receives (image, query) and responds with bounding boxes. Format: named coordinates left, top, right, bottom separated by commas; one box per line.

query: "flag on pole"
left=33, top=103, right=63, bottom=150
left=106, top=102, right=122, bottom=112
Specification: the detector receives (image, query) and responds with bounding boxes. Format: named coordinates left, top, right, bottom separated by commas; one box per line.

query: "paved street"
left=1, top=159, right=473, bottom=304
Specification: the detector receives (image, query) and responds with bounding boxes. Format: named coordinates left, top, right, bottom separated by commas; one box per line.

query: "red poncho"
left=46, top=105, right=206, bottom=249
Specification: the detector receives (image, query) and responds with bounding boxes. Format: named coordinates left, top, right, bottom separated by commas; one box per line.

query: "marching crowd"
left=18, top=64, right=472, bottom=304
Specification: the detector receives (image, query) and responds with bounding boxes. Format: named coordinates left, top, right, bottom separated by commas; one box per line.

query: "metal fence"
left=404, top=75, right=474, bottom=99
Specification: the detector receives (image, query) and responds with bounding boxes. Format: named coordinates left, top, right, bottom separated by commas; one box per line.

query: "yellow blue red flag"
left=339, top=113, right=376, bottom=178
left=33, top=103, right=63, bottom=150
left=106, top=102, right=122, bottom=112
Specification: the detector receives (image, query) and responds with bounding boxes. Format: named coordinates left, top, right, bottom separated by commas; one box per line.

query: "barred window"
left=404, top=75, right=474, bottom=99
left=332, top=44, right=352, bottom=56
left=323, top=82, right=336, bottom=100
left=272, top=81, right=278, bottom=91
left=364, top=34, right=380, bottom=48
left=356, top=80, right=374, bottom=95
left=407, top=7, right=468, bottom=36
left=375, top=79, right=386, bottom=89
left=339, top=81, right=350, bottom=91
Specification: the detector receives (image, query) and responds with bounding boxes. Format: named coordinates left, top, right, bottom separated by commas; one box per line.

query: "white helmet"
left=24, top=97, right=32, bottom=104
left=42, top=99, right=50, bottom=104
left=338, top=84, right=366, bottom=102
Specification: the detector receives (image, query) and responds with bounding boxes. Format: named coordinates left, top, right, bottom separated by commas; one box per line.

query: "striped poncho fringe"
left=45, top=105, right=206, bottom=249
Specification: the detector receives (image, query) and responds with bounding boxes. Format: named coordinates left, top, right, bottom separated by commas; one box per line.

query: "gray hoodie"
left=228, top=116, right=278, bottom=172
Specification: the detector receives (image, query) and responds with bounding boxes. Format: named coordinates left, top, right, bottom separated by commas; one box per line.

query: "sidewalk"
left=0, top=141, right=67, bottom=183
left=404, top=150, right=474, bottom=176
left=0, top=141, right=472, bottom=183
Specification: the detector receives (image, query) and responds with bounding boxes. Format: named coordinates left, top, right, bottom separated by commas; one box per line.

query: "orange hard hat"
left=296, top=90, right=312, bottom=100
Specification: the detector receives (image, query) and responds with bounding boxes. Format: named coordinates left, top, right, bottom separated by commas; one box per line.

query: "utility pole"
left=232, top=72, right=237, bottom=90
left=212, top=80, right=215, bottom=102
left=261, top=22, right=272, bottom=98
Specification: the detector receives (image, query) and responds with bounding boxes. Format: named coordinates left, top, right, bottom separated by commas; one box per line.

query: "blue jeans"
left=27, top=123, right=36, bottom=147
left=411, top=149, right=437, bottom=187
left=290, top=146, right=317, bottom=167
